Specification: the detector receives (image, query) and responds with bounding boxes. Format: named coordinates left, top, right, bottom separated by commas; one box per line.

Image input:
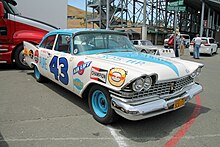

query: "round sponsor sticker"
left=108, top=68, right=126, bottom=87
left=73, top=49, right=78, bottom=54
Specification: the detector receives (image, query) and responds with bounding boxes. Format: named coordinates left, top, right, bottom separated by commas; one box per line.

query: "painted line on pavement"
left=163, top=95, right=202, bottom=147
left=107, top=125, right=128, bottom=147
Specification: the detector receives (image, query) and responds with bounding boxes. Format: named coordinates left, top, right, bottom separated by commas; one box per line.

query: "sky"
left=68, top=0, right=85, bottom=10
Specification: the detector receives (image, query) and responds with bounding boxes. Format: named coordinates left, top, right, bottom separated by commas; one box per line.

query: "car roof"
left=46, top=28, right=126, bottom=36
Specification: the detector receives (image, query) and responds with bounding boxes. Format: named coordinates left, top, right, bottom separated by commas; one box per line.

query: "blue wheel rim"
left=34, top=66, right=40, bottom=80
left=92, top=90, right=108, bottom=118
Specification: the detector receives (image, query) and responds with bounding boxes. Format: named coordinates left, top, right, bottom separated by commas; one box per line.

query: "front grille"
left=110, top=76, right=194, bottom=99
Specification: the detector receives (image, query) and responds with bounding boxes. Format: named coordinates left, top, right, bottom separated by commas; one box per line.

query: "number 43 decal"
left=49, top=56, right=69, bottom=85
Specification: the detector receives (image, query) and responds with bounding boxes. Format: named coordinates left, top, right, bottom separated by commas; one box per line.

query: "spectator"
left=175, top=33, right=180, bottom=57
left=194, top=34, right=202, bottom=59
left=180, top=36, right=185, bottom=56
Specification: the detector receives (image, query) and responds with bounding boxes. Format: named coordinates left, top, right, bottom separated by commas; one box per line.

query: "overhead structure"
left=85, top=0, right=220, bottom=37
left=86, top=0, right=176, bottom=31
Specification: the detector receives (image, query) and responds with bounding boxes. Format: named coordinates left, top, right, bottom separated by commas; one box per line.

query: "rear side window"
left=201, top=39, right=208, bottom=44
left=40, top=35, right=56, bottom=50
left=209, top=39, right=215, bottom=43
left=133, top=41, right=138, bottom=45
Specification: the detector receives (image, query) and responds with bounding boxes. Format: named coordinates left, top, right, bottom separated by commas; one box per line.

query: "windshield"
left=73, top=33, right=136, bottom=55
left=140, top=40, right=153, bottom=46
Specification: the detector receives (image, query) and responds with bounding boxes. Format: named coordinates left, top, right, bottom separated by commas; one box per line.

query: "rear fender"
left=23, top=41, right=39, bottom=68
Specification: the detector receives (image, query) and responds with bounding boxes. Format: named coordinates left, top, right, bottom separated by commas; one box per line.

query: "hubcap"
left=19, top=50, right=28, bottom=66
left=92, top=90, right=108, bottom=118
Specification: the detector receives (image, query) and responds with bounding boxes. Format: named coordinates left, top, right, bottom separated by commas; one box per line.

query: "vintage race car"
left=24, top=29, right=203, bottom=124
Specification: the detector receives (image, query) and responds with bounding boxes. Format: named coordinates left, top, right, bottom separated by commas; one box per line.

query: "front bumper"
left=111, top=83, right=202, bottom=121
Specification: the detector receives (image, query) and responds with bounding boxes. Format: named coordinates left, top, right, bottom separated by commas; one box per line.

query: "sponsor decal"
left=39, top=57, right=48, bottom=70
left=99, top=52, right=179, bottom=76
left=73, top=78, right=84, bottom=90
left=73, top=49, right=78, bottom=54
left=28, top=50, right=34, bottom=59
left=40, top=50, right=48, bottom=54
left=24, top=48, right=28, bottom=56
left=70, top=57, right=74, bottom=62
left=73, top=61, right=92, bottom=75
left=90, top=67, right=108, bottom=83
left=34, top=50, right=39, bottom=63
left=108, top=68, right=127, bottom=87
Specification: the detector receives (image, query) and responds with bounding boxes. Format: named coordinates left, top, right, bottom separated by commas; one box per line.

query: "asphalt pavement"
left=0, top=49, right=220, bottom=147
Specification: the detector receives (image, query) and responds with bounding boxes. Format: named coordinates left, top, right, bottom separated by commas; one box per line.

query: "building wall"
left=16, top=0, right=67, bottom=29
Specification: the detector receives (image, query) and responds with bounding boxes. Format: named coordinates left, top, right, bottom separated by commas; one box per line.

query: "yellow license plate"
left=174, top=98, right=186, bottom=109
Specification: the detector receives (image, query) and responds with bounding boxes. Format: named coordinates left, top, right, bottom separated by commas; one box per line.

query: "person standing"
left=175, top=33, right=180, bottom=57
left=194, top=34, right=202, bottom=59
left=180, top=36, right=185, bottom=56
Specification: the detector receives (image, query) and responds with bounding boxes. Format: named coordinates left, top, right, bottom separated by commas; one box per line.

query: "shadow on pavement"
left=111, top=102, right=210, bottom=142
left=0, top=64, right=15, bottom=71
left=27, top=72, right=90, bottom=114
left=0, top=132, right=9, bottom=147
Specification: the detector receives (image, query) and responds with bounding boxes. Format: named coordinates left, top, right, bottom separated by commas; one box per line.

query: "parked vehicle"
left=132, top=40, right=158, bottom=55
left=164, top=34, right=190, bottom=48
left=132, top=39, right=176, bottom=57
left=189, top=37, right=218, bottom=56
left=0, top=0, right=57, bottom=69
left=24, top=29, right=203, bottom=124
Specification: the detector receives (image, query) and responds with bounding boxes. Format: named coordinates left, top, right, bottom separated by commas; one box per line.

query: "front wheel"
left=88, top=85, right=118, bottom=124
left=14, top=45, right=30, bottom=69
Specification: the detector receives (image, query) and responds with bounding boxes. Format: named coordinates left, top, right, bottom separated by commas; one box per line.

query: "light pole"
left=142, top=0, right=147, bottom=40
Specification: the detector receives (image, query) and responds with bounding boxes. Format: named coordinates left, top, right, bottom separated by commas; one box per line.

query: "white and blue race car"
left=24, top=29, right=203, bottom=124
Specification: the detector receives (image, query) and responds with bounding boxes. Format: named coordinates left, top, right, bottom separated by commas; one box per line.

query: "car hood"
left=87, top=51, right=201, bottom=81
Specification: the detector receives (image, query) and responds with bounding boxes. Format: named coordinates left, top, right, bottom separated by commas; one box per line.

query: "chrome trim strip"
left=0, top=49, right=8, bottom=52
left=0, top=61, right=7, bottom=63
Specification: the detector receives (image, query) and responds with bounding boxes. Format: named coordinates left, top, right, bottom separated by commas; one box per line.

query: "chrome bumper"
left=111, top=83, right=202, bottom=121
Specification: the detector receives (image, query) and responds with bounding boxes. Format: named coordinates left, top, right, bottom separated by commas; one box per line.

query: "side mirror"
left=0, top=2, right=4, bottom=18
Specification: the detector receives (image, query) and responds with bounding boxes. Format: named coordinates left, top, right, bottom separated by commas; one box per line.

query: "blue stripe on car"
left=108, top=52, right=179, bottom=76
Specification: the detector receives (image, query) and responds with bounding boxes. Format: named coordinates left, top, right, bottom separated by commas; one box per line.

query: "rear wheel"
left=34, top=66, right=46, bottom=82
left=14, top=45, right=30, bottom=69
left=88, top=85, right=118, bottom=124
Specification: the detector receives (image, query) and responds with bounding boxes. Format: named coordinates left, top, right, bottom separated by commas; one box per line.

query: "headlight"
left=132, top=76, right=152, bottom=92
left=132, top=78, right=144, bottom=92
left=190, top=67, right=202, bottom=78
left=143, top=76, right=152, bottom=90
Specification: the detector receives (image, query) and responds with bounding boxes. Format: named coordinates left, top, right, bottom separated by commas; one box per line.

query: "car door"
left=47, top=34, right=73, bottom=91
left=37, top=34, right=57, bottom=78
